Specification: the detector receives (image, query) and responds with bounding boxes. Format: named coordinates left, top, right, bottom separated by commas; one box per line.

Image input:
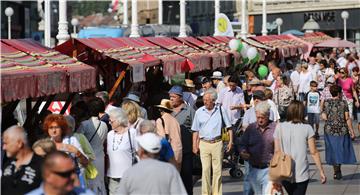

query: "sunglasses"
left=339, top=71, right=345, bottom=74
left=51, top=168, right=76, bottom=178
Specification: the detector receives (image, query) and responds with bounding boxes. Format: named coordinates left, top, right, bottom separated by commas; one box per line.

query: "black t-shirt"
left=1, top=154, right=43, bottom=195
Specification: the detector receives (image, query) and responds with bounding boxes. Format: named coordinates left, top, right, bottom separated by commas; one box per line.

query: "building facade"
left=235, top=0, right=360, bottom=47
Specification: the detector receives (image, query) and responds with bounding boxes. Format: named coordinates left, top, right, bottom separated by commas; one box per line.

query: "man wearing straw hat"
left=155, top=99, right=183, bottom=171
left=183, top=79, right=198, bottom=109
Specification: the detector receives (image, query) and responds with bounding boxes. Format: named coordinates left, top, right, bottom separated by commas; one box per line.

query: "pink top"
left=338, top=78, right=354, bottom=99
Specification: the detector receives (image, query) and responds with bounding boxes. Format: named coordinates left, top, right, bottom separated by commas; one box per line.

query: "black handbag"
left=128, top=129, right=138, bottom=165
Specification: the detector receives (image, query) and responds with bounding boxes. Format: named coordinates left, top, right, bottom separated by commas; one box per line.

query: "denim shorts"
left=307, top=113, right=320, bottom=125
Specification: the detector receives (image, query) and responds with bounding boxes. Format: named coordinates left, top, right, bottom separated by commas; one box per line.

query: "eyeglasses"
left=51, top=168, right=75, bottom=178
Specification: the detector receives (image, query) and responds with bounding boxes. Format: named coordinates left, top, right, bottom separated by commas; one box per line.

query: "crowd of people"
left=1, top=48, right=359, bottom=195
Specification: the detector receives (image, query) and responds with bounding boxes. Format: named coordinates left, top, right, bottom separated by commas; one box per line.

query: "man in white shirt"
left=308, top=57, right=320, bottom=80
left=211, top=71, right=226, bottom=94
left=291, top=64, right=301, bottom=99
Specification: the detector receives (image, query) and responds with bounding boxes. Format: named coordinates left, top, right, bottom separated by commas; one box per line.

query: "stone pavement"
left=193, top=122, right=360, bottom=195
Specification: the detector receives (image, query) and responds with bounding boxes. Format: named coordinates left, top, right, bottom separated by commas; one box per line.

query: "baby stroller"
left=222, top=119, right=244, bottom=178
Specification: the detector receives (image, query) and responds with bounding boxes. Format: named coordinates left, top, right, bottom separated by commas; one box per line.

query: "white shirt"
left=299, top=71, right=312, bottom=93
left=290, top=71, right=300, bottom=94
left=337, top=57, right=347, bottom=68
left=267, top=99, right=280, bottom=122
left=62, top=136, right=86, bottom=158
left=107, top=128, right=137, bottom=178
left=308, top=63, right=320, bottom=80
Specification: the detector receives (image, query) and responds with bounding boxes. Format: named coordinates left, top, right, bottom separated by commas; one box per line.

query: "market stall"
left=145, top=36, right=212, bottom=73
left=174, top=36, right=231, bottom=69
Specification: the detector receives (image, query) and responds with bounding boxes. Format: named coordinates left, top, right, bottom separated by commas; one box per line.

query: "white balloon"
left=247, top=47, right=258, bottom=60
left=229, top=39, right=240, bottom=51
left=241, top=43, right=249, bottom=58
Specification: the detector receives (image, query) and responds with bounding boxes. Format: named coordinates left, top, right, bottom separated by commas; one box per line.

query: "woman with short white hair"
left=106, top=108, right=137, bottom=195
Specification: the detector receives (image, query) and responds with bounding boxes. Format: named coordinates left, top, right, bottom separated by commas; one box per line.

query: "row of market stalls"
left=53, top=33, right=336, bottom=99
left=1, top=33, right=344, bottom=117
left=1, top=39, right=96, bottom=130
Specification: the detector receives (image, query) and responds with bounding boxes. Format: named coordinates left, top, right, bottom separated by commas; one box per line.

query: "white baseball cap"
left=136, top=133, right=162, bottom=153
left=211, top=71, right=223, bottom=79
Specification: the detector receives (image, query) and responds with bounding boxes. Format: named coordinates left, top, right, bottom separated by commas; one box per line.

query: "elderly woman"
left=274, top=101, right=326, bottom=194
left=122, top=100, right=144, bottom=133
left=139, top=119, right=177, bottom=167
left=322, top=85, right=357, bottom=180
left=107, top=108, right=137, bottom=195
left=43, top=114, right=88, bottom=187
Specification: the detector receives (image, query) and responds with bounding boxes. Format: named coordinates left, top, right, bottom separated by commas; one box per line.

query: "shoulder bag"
left=269, top=123, right=293, bottom=181
left=88, top=121, right=101, bottom=143
left=219, top=105, right=230, bottom=142
left=127, top=129, right=138, bottom=165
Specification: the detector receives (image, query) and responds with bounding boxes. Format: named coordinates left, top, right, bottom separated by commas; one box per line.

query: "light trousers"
left=199, top=140, right=223, bottom=195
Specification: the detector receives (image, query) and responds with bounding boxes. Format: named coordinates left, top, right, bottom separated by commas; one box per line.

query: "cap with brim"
left=123, top=93, right=140, bottom=103
left=168, top=85, right=183, bottom=96
left=136, top=133, right=162, bottom=153
left=155, top=99, right=173, bottom=112
left=201, top=77, right=211, bottom=84
left=253, top=90, right=266, bottom=100
left=211, top=71, right=223, bottom=79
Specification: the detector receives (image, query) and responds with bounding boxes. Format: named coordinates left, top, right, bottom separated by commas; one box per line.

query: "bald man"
left=26, top=151, right=94, bottom=195
left=2, top=125, right=43, bottom=195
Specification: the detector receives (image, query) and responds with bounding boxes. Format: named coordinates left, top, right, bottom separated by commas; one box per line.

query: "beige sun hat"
left=155, top=99, right=173, bottom=112
left=183, top=79, right=195, bottom=88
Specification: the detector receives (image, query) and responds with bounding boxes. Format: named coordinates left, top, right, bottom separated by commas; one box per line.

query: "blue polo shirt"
left=191, top=104, right=231, bottom=140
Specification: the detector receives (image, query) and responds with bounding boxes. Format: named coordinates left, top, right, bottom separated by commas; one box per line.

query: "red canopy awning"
left=1, top=41, right=68, bottom=102
left=2, top=39, right=96, bottom=94
left=145, top=37, right=212, bottom=73
left=74, top=38, right=161, bottom=68
left=174, top=37, right=230, bottom=69
left=197, top=36, right=241, bottom=65
left=251, top=35, right=307, bottom=58
left=114, top=37, right=186, bottom=76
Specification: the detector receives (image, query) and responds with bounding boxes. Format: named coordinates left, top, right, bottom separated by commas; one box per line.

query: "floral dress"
left=323, top=99, right=349, bottom=136
left=323, top=98, right=357, bottom=165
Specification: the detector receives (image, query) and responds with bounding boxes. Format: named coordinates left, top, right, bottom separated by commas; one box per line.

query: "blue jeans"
left=243, top=161, right=254, bottom=195
left=248, top=165, right=269, bottom=195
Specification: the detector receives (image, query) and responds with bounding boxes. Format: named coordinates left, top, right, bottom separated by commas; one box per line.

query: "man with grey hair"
left=290, top=63, right=301, bottom=99
left=239, top=101, right=276, bottom=195
left=119, top=133, right=187, bottom=194
left=191, top=89, right=232, bottom=195
left=2, top=125, right=43, bottom=194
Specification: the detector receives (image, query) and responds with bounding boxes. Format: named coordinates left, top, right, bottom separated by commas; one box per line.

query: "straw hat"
left=183, top=79, right=195, bottom=88
left=155, top=99, right=173, bottom=112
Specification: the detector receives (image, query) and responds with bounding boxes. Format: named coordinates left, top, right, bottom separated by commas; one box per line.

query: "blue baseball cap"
left=168, top=85, right=183, bottom=96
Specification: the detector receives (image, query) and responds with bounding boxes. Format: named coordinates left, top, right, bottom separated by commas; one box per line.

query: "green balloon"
left=250, top=53, right=260, bottom=64
left=258, top=64, right=268, bottom=79
left=236, top=40, right=243, bottom=53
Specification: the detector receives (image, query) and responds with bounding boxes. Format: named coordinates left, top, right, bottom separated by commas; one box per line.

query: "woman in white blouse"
left=107, top=108, right=137, bottom=195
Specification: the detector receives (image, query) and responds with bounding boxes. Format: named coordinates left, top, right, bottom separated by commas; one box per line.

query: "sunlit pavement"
left=193, top=121, right=360, bottom=195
